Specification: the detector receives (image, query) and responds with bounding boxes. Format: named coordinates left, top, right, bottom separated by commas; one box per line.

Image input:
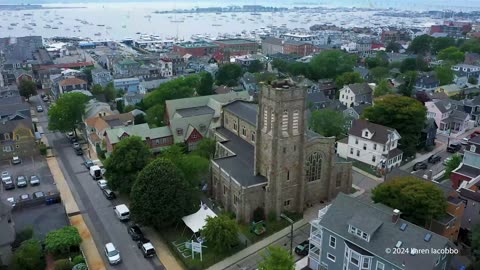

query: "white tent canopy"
left=182, top=204, right=217, bottom=233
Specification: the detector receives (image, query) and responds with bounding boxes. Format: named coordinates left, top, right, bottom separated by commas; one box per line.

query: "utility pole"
left=280, top=213, right=294, bottom=255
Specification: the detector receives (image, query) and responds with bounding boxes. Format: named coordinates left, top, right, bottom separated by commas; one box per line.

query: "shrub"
left=72, top=255, right=85, bottom=265
left=54, top=259, right=73, bottom=270
left=11, top=226, right=34, bottom=249
left=39, top=143, right=47, bottom=156
left=267, top=211, right=277, bottom=222
left=253, top=207, right=265, bottom=222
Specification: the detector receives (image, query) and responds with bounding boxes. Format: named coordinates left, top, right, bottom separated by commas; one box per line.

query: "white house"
left=338, top=82, right=374, bottom=108
left=337, top=119, right=403, bottom=171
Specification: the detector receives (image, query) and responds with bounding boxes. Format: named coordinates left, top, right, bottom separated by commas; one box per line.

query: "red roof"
left=34, top=61, right=94, bottom=71
left=371, top=43, right=385, bottom=49
left=59, top=77, right=87, bottom=87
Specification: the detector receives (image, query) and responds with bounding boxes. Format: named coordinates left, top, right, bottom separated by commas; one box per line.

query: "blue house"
left=113, top=77, right=144, bottom=94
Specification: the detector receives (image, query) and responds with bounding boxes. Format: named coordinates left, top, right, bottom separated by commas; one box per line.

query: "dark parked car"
left=128, top=225, right=144, bottom=241
left=103, top=189, right=116, bottom=200
left=75, top=148, right=84, bottom=156
left=16, top=176, right=27, bottom=188
left=295, top=240, right=310, bottom=256
left=84, top=160, right=95, bottom=169
left=3, top=178, right=15, bottom=190
left=428, top=155, right=441, bottom=164
left=413, top=162, right=428, bottom=171
left=447, top=143, right=462, bottom=153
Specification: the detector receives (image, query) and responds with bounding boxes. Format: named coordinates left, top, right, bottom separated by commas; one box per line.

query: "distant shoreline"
left=0, top=4, right=85, bottom=10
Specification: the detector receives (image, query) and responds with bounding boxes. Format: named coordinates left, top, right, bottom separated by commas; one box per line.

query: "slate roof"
left=262, top=36, right=283, bottom=46
left=223, top=100, right=258, bottom=126
left=454, top=164, right=480, bottom=178
left=105, top=123, right=172, bottom=145
left=347, top=82, right=373, bottom=95
left=352, top=103, right=371, bottom=116
left=320, top=193, right=452, bottom=269
left=214, top=127, right=267, bottom=187
left=176, top=106, right=215, bottom=118
left=447, top=110, right=469, bottom=122
left=349, top=119, right=399, bottom=144
left=387, top=148, right=403, bottom=159
left=458, top=188, right=480, bottom=202
left=0, top=117, right=33, bottom=134
left=0, top=102, right=30, bottom=119
left=433, top=100, right=455, bottom=113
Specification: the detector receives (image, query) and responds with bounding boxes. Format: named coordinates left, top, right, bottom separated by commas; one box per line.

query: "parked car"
left=32, top=191, right=45, bottom=199
left=3, top=178, right=15, bottom=190
left=84, top=160, right=95, bottom=169
left=447, top=143, right=462, bottom=153
left=19, top=194, right=30, bottom=201
left=1, top=171, right=10, bottom=179
left=137, top=238, right=155, bottom=258
left=443, top=157, right=452, bottom=166
left=42, top=96, right=49, bottom=102
left=29, top=175, right=40, bottom=186
left=104, top=243, right=121, bottom=265
left=128, top=225, right=144, bottom=241
left=428, top=155, right=441, bottom=164
left=103, top=189, right=116, bottom=200
left=97, top=179, right=108, bottom=189
left=75, top=148, right=83, bottom=156
left=12, top=156, right=21, bottom=165
left=295, top=240, right=310, bottom=256
left=462, top=137, right=470, bottom=145
left=16, top=176, right=27, bottom=188
left=6, top=197, right=16, bottom=207
left=36, top=105, right=43, bottom=112
left=72, top=142, right=80, bottom=149
left=413, top=162, right=428, bottom=171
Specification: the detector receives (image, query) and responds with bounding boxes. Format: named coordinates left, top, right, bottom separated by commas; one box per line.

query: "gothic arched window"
left=306, top=152, right=322, bottom=182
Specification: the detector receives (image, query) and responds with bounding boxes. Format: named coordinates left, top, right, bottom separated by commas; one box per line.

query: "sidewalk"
left=46, top=157, right=106, bottom=270
left=142, top=227, right=185, bottom=270
left=400, top=141, right=446, bottom=170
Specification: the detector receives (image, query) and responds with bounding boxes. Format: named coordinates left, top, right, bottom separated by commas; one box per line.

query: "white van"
left=114, top=204, right=130, bottom=221
left=90, top=165, right=102, bottom=180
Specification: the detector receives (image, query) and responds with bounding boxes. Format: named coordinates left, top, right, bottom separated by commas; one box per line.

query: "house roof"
left=454, top=164, right=480, bottom=178
left=447, top=110, right=469, bottom=122
left=0, top=117, right=33, bottom=134
left=386, top=168, right=453, bottom=198
left=437, top=84, right=460, bottom=94
left=84, top=99, right=114, bottom=119
left=319, top=193, right=452, bottom=269
left=352, top=103, right=371, bottom=115
left=432, top=100, right=455, bottom=113
left=176, top=106, right=215, bottom=118
left=59, top=77, right=87, bottom=87
left=346, top=82, right=373, bottom=95
left=223, top=100, right=258, bottom=126
left=349, top=119, right=399, bottom=144
left=262, top=36, right=283, bottom=46
left=105, top=123, right=172, bottom=145
left=387, top=148, right=403, bottom=159
left=458, top=188, right=480, bottom=202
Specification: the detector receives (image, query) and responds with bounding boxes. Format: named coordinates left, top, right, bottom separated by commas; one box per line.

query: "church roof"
left=223, top=100, right=258, bottom=126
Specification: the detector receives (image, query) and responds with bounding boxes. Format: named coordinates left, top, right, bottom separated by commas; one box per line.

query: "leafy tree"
left=44, top=226, right=82, bottom=255
left=197, top=72, right=214, bottom=96
left=362, top=95, right=426, bottom=157
left=460, top=38, right=480, bottom=54
left=82, top=66, right=94, bottom=84
left=146, top=104, right=165, bottom=127
left=335, top=72, right=364, bottom=88
left=258, top=246, right=295, bottom=270
left=124, top=105, right=136, bottom=113
left=271, top=59, right=289, bottom=73
left=398, top=71, right=417, bottom=97
left=400, top=58, right=417, bottom=73
left=54, top=259, right=74, bottom=270
left=374, top=79, right=393, bottom=97
left=104, top=136, right=152, bottom=194
left=247, top=60, right=265, bottom=73
left=435, top=65, right=455, bottom=85
left=432, top=37, right=456, bottom=54
left=309, top=50, right=356, bottom=80
left=11, top=226, right=34, bottom=249
left=366, top=52, right=389, bottom=69
left=144, top=75, right=199, bottom=109
left=445, top=154, right=462, bottom=177
left=116, top=99, right=124, bottom=113
left=438, top=46, right=465, bottom=64
left=161, top=145, right=209, bottom=186
left=202, top=215, right=239, bottom=254
left=372, top=176, right=447, bottom=226
left=48, top=92, right=90, bottom=136
left=192, top=138, right=216, bottom=159
left=18, top=79, right=37, bottom=101
left=469, top=76, right=479, bottom=85
left=416, top=56, right=430, bottom=72
left=91, top=84, right=103, bottom=95
left=10, top=239, right=44, bottom=270
left=216, top=63, right=243, bottom=86
left=130, top=158, right=195, bottom=228
left=408, top=35, right=433, bottom=54
left=287, top=62, right=310, bottom=77
left=255, top=72, right=277, bottom=83
left=386, top=42, right=401, bottom=53
left=134, top=113, right=146, bottom=124
left=370, top=66, right=390, bottom=82
left=310, top=109, right=346, bottom=138
left=103, top=82, right=117, bottom=102
left=471, top=224, right=480, bottom=261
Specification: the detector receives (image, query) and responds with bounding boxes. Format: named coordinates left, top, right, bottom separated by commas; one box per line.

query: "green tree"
left=18, top=79, right=37, bottom=101
left=91, top=84, right=103, bottom=95
left=216, top=63, right=243, bottom=86
left=10, top=239, right=45, bottom=270
left=335, top=72, right=364, bottom=88
left=258, top=246, right=295, bottom=270
left=308, top=50, right=356, bottom=80
left=310, top=109, right=346, bottom=138
left=408, top=35, right=433, bottom=54
left=271, top=59, right=289, bottom=73
left=82, top=66, right=94, bottom=84
left=445, top=154, right=462, bottom=177
left=143, top=75, right=199, bottom=109
left=469, top=76, right=479, bottom=85
left=197, top=72, right=214, bottom=96
left=370, top=66, right=390, bottom=82
left=202, top=215, right=239, bottom=254
left=366, top=52, right=389, bottom=69
left=44, top=226, right=82, bottom=255
left=438, top=46, right=465, bottom=64
left=48, top=92, right=90, bottom=136
left=398, top=71, right=417, bottom=97
left=161, top=145, right=210, bottom=186
left=130, top=158, right=195, bottom=228
left=104, top=136, right=152, bottom=194
left=116, top=99, right=124, bottom=113
left=362, top=95, right=426, bottom=157
left=372, top=176, right=447, bottom=226
left=54, top=259, right=74, bottom=270
left=374, top=79, right=393, bottom=97
left=146, top=104, right=165, bottom=127
left=287, top=62, right=310, bottom=77
left=124, top=105, right=136, bottom=113
left=386, top=42, right=401, bottom=53
left=471, top=224, right=480, bottom=261
left=431, top=37, right=456, bottom=54
left=134, top=113, right=146, bottom=124
left=247, top=60, right=265, bottom=73
left=103, top=82, right=117, bottom=102
left=193, top=138, right=216, bottom=159
left=400, top=58, right=417, bottom=73
left=435, top=65, right=455, bottom=85
left=460, top=38, right=480, bottom=53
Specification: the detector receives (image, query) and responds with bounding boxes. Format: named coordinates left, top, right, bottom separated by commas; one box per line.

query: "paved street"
left=34, top=95, right=164, bottom=270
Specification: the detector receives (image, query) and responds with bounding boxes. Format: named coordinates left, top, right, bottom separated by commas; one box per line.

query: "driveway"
left=33, top=95, right=164, bottom=270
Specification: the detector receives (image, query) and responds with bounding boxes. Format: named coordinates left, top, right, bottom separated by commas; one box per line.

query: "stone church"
left=210, top=79, right=352, bottom=222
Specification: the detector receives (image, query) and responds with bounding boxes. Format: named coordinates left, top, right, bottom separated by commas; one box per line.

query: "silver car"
left=29, top=175, right=40, bottom=186
left=104, top=243, right=121, bottom=265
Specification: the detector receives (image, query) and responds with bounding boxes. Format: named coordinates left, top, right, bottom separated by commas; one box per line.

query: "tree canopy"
left=192, top=138, right=217, bottom=159
left=202, top=215, right=239, bottom=254
left=197, top=72, right=214, bottom=96
left=44, top=226, right=82, bottom=255
left=373, top=79, right=393, bottom=97
left=398, top=71, right=417, bottom=97
left=362, top=95, right=426, bottom=157
left=372, top=176, right=447, bottom=226
left=386, top=42, right=401, bottom=53
left=460, top=38, right=480, bottom=54
left=369, top=66, right=390, bottom=83
left=104, top=136, right=153, bottom=194
left=161, top=144, right=210, bottom=187
left=308, top=50, right=356, bottom=80
left=438, top=46, right=465, bottom=64
left=445, top=154, right=462, bottom=177
left=365, top=52, right=389, bottom=69
left=435, top=65, right=455, bottom=85
left=431, top=37, right=456, bottom=54
left=247, top=60, right=265, bottom=73
left=145, top=104, right=165, bottom=127
left=400, top=58, right=417, bottom=73
left=10, top=239, right=44, bottom=270
left=143, top=75, right=199, bottom=109
left=310, top=109, right=346, bottom=138
left=258, top=246, right=295, bottom=270
left=216, top=63, right=243, bottom=86
left=130, top=158, right=195, bottom=228
left=18, top=79, right=37, bottom=101
left=335, top=72, right=364, bottom=88
left=408, top=35, right=433, bottom=54
left=48, top=92, right=90, bottom=135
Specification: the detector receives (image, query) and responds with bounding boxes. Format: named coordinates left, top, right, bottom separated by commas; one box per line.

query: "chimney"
left=392, top=209, right=401, bottom=223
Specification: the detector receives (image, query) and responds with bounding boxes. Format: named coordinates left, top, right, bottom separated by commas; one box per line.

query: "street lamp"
left=280, top=213, right=294, bottom=255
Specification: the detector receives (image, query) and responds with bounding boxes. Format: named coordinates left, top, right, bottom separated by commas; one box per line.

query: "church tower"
left=254, top=79, right=307, bottom=218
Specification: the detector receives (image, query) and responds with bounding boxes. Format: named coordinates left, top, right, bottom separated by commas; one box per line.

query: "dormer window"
left=471, top=145, right=476, bottom=152
left=364, top=131, right=369, bottom=137
left=348, top=225, right=370, bottom=241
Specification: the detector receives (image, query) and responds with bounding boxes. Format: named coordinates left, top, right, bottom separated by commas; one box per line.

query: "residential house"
left=425, top=100, right=471, bottom=134
left=261, top=37, right=283, bottom=55
left=0, top=115, right=36, bottom=160
left=112, top=59, right=141, bottom=77
left=0, top=95, right=30, bottom=120
left=456, top=176, right=480, bottom=232
left=337, top=119, right=403, bottom=171
left=54, top=77, right=88, bottom=98
left=416, top=74, right=440, bottom=91
left=450, top=136, right=480, bottom=189
left=84, top=99, right=115, bottom=120
left=84, top=112, right=135, bottom=155
left=104, top=123, right=173, bottom=154
left=91, top=68, right=113, bottom=87
left=418, top=118, right=438, bottom=149
left=451, top=64, right=480, bottom=79
left=457, top=95, right=480, bottom=126
left=386, top=53, right=417, bottom=63
left=353, top=66, right=369, bottom=80
left=435, top=84, right=462, bottom=97
left=123, top=92, right=144, bottom=107
left=0, top=201, right=14, bottom=265
left=308, top=193, right=453, bottom=270
left=165, top=91, right=250, bottom=150
left=240, top=72, right=259, bottom=96
left=235, top=56, right=258, bottom=67
left=318, top=79, right=337, bottom=100
left=343, top=104, right=372, bottom=129
left=464, top=52, right=480, bottom=66
left=339, top=82, right=374, bottom=108
left=158, top=58, right=173, bottom=78
left=0, top=36, right=43, bottom=68
left=113, top=77, right=144, bottom=94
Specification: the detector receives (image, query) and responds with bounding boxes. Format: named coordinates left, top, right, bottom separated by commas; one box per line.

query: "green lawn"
left=352, top=160, right=382, bottom=177
left=238, top=213, right=303, bottom=243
